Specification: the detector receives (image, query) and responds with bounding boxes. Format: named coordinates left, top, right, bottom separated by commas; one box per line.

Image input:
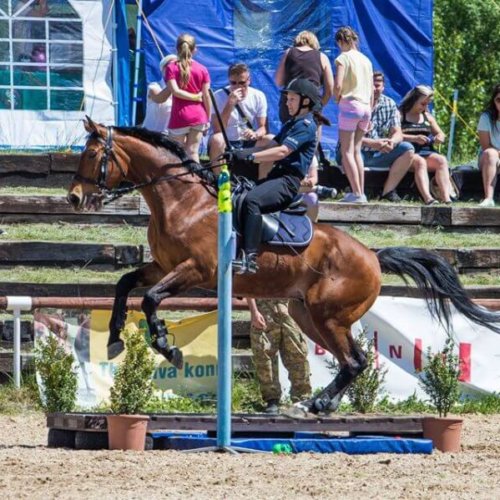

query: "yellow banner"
left=35, top=309, right=218, bottom=408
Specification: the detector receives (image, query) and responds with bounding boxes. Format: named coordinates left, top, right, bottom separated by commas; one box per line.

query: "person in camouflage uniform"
left=248, top=298, right=312, bottom=414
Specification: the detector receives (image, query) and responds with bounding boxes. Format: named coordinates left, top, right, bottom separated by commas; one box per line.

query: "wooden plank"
left=0, top=242, right=119, bottom=266
left=0, top=154, right=50, bottom=175
left=421, top=206, right=452, bottom=227
left=0, top=195, right=141, bottom=215
left=47, top=412, right=424, bottom=434
left=0, top=213, right=149, bottom=225
left=0, top=352, right=34, bottom=373
left=319, top=203, right=421, bottom=224
left=50, top=154, right=79, bottom=173
left=452, top=207, right=500, bottom=227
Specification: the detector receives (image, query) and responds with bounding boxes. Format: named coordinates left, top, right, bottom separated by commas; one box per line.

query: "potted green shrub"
left=107, top=329, right=156, bottom=451
left=34, top=333, right=78, bottom=413
left=418, top=336, right=463, bottom=452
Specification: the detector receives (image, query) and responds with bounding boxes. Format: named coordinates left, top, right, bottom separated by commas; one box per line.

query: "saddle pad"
left=267, top=212, right=313, bottom=247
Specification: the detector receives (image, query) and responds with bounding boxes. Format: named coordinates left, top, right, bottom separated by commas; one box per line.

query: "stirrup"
left=232, top=250, right=248, bottom=274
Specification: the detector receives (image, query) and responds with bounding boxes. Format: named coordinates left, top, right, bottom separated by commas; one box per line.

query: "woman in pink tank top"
left=165, top=33, right=211, bottom=162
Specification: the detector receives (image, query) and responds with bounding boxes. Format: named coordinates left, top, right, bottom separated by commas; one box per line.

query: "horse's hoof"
left=282, top=402, right=313, bottom=420
left=167, top=346, right=184, bottom=370
left=107, top=340, right=125, bottom=360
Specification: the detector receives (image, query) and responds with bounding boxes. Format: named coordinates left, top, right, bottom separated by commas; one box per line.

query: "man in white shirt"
left=209, top=63, right=273, bottom=169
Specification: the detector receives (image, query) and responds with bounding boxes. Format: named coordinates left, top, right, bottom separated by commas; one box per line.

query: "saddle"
left=231, top=176, right=313, bottom=247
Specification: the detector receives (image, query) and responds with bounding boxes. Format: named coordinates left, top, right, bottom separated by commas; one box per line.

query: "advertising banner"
left=34, top=309, right=218, bottom=409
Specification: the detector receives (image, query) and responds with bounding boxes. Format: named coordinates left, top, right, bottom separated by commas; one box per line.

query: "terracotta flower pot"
left=422, top=416, right=463, bottom=453
left=106, top=414, right=149, bottom=451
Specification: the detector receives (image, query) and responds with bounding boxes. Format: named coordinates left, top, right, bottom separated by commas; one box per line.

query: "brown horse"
left=68, top=118, right=500, bottom=416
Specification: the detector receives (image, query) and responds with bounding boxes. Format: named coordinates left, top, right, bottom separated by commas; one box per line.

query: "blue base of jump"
left=149, top=431, right=432, bottom=454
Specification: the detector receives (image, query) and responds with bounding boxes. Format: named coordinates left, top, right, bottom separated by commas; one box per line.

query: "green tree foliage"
left=109, top=330, right=156, bottom=415
left=34, top=335, right=78, bottom=413
left=434, top=0, right=500, bottom=162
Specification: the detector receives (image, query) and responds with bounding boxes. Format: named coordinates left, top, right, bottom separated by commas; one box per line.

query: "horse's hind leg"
left=108, top=262, right=164, bottom=359
left=288, top=299, right=367, bottom=416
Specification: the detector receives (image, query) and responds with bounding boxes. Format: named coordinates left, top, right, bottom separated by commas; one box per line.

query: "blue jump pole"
left=216, top=164, right=234, bottom=449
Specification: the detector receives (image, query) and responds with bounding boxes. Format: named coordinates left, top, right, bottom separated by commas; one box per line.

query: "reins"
left=75, top=126, right=220, bottom=204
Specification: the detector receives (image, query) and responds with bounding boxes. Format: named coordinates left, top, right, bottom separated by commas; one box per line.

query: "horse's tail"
left=377, top=246, right=500, bottom=334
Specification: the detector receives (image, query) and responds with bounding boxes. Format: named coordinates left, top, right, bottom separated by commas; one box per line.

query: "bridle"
left=73, top=126, right=218, bottom=204
left=73, top=127, right=126, bottom=194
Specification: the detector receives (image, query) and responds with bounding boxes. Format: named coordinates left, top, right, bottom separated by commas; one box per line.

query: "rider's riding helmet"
left=281, top=78, right=322, bottom=116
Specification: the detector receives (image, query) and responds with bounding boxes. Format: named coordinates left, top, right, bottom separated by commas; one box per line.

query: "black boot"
left=233, top=214, right=262, bottom=275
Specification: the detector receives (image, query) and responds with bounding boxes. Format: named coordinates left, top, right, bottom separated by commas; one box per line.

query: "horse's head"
left=67, top=116, right=127, bottom=211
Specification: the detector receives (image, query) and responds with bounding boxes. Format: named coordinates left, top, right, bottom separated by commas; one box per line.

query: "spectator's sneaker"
left=425, top=198, right=439, bottom=206
left=264, top=400, right=280, bottom=415
left=339, top=193, right=367, bottom=203
left=380, top=190, right=402, bottom=202
left=316, top=185, right=338, bottom=200
left=479, top=198, right=495, bottom=208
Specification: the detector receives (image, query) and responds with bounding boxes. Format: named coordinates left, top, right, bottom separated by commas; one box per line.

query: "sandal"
left=425, top=199, right=438, bottom=206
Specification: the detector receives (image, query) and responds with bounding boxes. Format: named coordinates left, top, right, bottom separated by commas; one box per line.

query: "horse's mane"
left=113, top=126, right=217, bottom=187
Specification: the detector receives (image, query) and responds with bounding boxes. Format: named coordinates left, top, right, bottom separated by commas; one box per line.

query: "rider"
left=232, top=78, right=321, bottom=274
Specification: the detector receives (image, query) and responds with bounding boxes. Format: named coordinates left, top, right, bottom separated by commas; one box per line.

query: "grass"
left=2, top=373, right=499, bottom=416
left=1, top=223, right=147, bottom=245
left=1, top=222, right=499, bottom=249
left=0, top=373, right=41, bottom=414
left=348, top=226, right=500, bottom=249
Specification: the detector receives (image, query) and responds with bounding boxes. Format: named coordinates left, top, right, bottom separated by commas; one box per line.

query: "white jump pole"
left=6, top=296, right=32, bottom=388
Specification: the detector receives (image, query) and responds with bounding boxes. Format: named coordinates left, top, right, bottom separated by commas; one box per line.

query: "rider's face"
left=286, top=92, right=301, bottom=115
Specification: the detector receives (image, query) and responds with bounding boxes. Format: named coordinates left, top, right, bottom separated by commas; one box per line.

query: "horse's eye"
left=88, top=150, right=97, bottom=158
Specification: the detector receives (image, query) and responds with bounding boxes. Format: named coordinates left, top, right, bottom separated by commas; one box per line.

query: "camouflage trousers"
left=250, top=299, right=312, bottom=403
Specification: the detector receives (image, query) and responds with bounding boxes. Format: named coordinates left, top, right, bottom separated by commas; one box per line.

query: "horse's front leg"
left=142, top=258, right=212, bottom=369
left=108, top=262, right=164, bottom=359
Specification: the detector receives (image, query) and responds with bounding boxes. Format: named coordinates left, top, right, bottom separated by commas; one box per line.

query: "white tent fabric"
left=0, top=0, right=114, bottom=149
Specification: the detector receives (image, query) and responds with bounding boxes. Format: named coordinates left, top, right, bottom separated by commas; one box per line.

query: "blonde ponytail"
left=176, top=33, right=196, bottom=88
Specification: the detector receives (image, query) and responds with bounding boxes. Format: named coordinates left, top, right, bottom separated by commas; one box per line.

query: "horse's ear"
left=83, top=116, right=97, bottom=133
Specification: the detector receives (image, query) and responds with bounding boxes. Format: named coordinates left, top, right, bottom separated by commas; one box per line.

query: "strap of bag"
left=223, top=88, right=255, bottom=131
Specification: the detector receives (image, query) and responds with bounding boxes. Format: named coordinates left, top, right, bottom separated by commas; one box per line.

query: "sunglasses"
left=229, top=79, right=249, bottom=86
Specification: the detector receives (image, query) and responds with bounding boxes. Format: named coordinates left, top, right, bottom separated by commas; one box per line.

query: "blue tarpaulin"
left=137, top=0, right=433, bottom=151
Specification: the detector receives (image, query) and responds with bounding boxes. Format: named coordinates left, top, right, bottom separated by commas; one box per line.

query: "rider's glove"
left=233, top=150, right=255, bottom=162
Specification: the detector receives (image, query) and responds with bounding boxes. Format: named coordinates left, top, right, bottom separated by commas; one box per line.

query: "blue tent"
left=129, top=0, right=433, bottom=152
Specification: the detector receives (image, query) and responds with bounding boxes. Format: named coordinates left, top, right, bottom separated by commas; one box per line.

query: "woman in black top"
left=399, top=85, right=453, bottom=204
left=275, top=30, right=333, bottom=123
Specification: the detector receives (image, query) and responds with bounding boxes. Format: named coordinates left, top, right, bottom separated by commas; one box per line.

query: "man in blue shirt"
left=232, top=78, right=319, bottom=274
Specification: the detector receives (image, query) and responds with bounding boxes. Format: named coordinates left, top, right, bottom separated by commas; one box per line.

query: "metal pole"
left=6, top=297, right=32, bottom=388
left=111, top=5, right=119, bottom=124
left=447, top=89, right=459, bottom=163
left=131, top=0, right=143, bottom=125
left=216, top=164, right=234, bottom=449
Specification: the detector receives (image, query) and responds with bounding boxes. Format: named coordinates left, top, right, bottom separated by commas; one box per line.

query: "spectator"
left=334, top=26, right=373, bottom=203
left=142, top=55, right=176, bottom=133
left=399, top=85, right=453, bottom=204
left=477, top=83, right=500, bottom=207
left=275, top=30, right=334, bottom=196
left=165, top=33, right=211, bottom=162
left=275, top=30, right=333, bottom=123
left=209, top=63, right=274, bottom=166
left=336, top=71, right=415, bottom=202
left=247, top=298, right=312, bottom=414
